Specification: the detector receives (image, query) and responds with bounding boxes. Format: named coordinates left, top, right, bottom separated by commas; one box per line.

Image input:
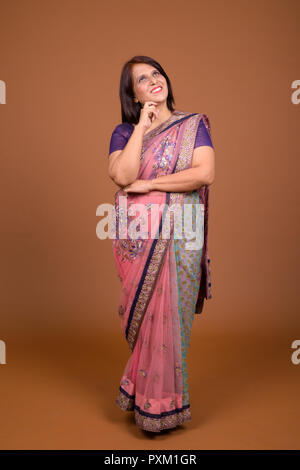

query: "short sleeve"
left=108, top=123, right=133, bottom=157
left=194, top=115, right=214, bottom=149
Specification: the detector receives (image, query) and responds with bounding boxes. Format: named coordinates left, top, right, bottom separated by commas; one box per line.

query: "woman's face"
left=131, top=63, right=168, bottom=106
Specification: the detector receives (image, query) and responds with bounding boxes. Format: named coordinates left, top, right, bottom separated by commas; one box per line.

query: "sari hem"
left=115, top=388, right=191, bottom=433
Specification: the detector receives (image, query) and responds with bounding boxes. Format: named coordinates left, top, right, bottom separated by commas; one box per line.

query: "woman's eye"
left=139, top=71, right=159, bottom=83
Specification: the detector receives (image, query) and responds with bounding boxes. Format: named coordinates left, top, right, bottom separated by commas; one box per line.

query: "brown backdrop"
left=0, top=0, right=299, bottom=450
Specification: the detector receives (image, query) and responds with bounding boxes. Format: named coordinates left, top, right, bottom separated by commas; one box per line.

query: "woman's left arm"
left=151, top=145, right=215, bottom=192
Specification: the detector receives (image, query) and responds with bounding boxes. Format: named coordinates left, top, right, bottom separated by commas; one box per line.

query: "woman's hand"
left=137, top=101, right=159, bottom=132
left=123, top=179, right=154, bottom=193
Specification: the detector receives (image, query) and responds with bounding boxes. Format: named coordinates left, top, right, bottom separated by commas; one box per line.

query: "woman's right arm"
left=108, top=101, right=159, bottom=188
left=108, top=124, right=146, bottom=188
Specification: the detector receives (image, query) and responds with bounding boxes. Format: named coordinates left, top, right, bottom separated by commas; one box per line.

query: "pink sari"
left=112, top=110, right=212, bottom=432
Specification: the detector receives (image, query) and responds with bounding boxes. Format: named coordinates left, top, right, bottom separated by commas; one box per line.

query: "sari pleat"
left=112, top=110, right=212, bottom=432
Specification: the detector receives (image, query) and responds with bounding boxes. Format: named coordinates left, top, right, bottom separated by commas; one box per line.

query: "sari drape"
left=112, top=110, right=212, bottom=433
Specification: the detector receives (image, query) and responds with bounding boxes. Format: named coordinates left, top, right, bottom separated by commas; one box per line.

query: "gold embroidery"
left=134, top=407, right=191, bottom=433
left=115, top=387, right=192, bottom=433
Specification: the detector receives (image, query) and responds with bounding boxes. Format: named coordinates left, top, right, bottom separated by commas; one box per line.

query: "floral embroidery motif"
left=139, top=369, right=147, bottom=377
left=114, top=238, right=145, bottom=263
left=175, top=362, right=182, bottom=376
left=113, top=197, right=148, bottom=263
left=149, top=136, right=176, bottom=178
left=121, top=379, right=129, bottom=386
left=170, top=399, right=175, bottom=407
left=144, top=400, right=151, bottom=410
left=159, top=344, right=168, bottom=352
left=118, top=305, right=125, bottom=316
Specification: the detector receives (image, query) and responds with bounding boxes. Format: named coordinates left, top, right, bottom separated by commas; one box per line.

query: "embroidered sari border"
left=156, top=113, right=197, bottom=137
left=116, top=385, right=190, bottom=419
left=141, top=110, right=197, bottom=147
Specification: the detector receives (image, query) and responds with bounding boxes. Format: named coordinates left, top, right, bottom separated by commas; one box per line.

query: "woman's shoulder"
left=192, top=111, right=210, bottom=120
left=195, top=112, right=211, bottom=133
left=112, top=122, right=134, bottom=135
left=109, top=122, right=134, bottom=154
left=185, top=111, right=210, bottom=123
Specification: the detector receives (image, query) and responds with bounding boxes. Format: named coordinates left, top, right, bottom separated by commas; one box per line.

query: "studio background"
left=0, top=0, right=299, bottom=450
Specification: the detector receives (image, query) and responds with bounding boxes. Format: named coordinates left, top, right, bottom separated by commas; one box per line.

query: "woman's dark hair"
left=119, top=55, right=175, bottom=124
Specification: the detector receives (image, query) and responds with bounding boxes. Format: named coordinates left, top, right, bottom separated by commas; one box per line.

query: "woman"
left=108, top=56, right=215, bottom=433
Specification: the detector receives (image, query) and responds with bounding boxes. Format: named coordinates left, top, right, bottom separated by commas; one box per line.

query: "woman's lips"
left=151, top=86, right=163, bottom=94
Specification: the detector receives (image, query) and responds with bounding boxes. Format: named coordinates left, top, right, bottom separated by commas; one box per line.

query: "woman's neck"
left=144, top=108, right=174, bottom=133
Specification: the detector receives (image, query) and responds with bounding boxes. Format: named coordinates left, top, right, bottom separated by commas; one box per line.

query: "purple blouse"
left=108, top=116, right=213, bottom=155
